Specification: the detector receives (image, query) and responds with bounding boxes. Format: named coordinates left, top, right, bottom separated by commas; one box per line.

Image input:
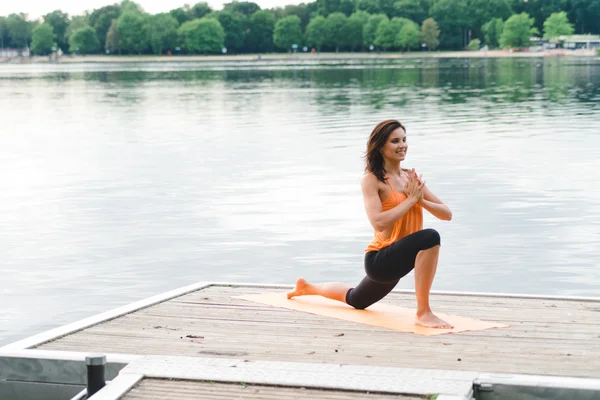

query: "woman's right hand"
left=404, top=169, right=425, bottom=202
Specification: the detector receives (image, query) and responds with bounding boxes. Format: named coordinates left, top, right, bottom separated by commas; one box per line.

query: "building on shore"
left=560, top=34, right=600, bottom=50
left=0, top=47, right=30, bottom=57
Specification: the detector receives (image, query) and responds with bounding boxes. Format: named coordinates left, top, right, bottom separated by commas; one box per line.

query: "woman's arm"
left=419, top=184, right=452, bottom=221
left=361, top=173, right=420, bottom=231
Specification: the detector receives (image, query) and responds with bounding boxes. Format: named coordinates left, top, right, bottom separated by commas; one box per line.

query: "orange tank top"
left=365, top=175, right=423, bottom=252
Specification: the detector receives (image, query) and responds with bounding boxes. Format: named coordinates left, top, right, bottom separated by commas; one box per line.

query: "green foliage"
left=105, top=19, right=120, bottom=53
left=468, top=38, right=481, bottom=50
left=342, top=13, right=367, bottom=50
left=6, top=13, right=32, bottom=48
left=121, top=0, right=144, bottom=14
left=116, top=11, right=148, bottom=54
left=32, top=23, right=56, bottom=55
left=500, top=12, right=539, bottom=49
left=223, top=1, right=260, bottom=17
left=356, top=0, right=380, bottom=15
left=393, top=0, right=429, bottom=24
left=148, top=13, right=179, bottom=54
left=543, top=11, right=574, bottom=41
left=430, top=0, right=469, bottom=49
left=43, top=10, right=69, bottom=53
left=482, top=18, right=504, bottom=48
left=0, top=17, right=7, bottom=47
left=66, top=15, right=90, bottom=42
left=215, top=10, right=247, bottom=53
left=169, top=7, right=192, bottom=25
left=396, top=20, right=420, bottom=50
left=305, top=15, right=327, bottom=50
left=3, top=0, right=600, bottom=56
left=375, top=17, right=410, bottom=50
left=324, top=12, right=347, bottom=51
left=89, top=5, right=121, bottom=48
left=246, top=10, right=276, bottom=52
left=69, top=26, right=101, bottom=54
left=273, top=15, right=303, bottom=50
left=178, top=17, right=225, bottom=53
left=191, top=2, right=213, bottom=19
left=363, top=14, right=388, bottom=47
left=420, top=17, right=440, bottom=50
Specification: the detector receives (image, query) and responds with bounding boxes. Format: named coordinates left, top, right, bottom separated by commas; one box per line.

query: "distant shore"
left=2, top=48, right=596, bottom=64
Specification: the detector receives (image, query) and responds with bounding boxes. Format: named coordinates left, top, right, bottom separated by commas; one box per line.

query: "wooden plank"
left=38, top=286, right=600, bottom=379
left=119, top=378, right=425, bottom=400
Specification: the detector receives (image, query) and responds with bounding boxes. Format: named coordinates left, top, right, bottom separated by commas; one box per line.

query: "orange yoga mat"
left=236, top=292, right=510, bottom=336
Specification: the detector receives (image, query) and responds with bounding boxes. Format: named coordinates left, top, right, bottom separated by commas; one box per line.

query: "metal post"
left=86, top=354, right=106, bottom=397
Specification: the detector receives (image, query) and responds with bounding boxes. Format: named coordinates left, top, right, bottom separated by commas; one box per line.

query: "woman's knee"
left=421, top=228, right=441, bottom=249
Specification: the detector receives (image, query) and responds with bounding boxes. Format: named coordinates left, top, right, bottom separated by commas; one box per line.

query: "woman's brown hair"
left=364, top=119, right=406, bottom=183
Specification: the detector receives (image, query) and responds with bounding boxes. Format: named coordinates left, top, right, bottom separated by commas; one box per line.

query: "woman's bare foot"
left=416, top=311, right=454, bottom=329
left=287, top=277, right=309, bottom=299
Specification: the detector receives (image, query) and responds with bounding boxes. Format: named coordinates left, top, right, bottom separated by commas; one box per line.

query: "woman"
left=287, top=119, right=453, bottom=329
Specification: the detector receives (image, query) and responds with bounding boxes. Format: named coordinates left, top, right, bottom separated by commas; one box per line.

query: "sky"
left=0, top=0, right=300, bottom=19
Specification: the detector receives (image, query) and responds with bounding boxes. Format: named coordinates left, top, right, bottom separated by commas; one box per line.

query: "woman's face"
left=380, top=127, right=407, bottom=162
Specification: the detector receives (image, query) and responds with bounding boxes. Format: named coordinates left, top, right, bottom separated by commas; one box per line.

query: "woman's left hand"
left=407, top=169, right=425, bottom=204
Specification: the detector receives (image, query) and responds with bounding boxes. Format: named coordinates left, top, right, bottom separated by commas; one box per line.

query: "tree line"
left=0, top=0, right=597, bottom=56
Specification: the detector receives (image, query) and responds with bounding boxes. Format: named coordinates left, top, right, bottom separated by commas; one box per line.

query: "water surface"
left=1, top=56, right=599, bottom=346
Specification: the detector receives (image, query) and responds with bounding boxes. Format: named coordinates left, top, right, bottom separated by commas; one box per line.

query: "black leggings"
left=345, top=228, right=441, bottom=310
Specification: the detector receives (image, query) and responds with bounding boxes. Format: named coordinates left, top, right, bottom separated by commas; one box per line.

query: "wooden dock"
left=120, top=379, right=422, bottom=399
left=3, top=282, right=600, bottom=400
left=37, top=284, right=600, bottom=378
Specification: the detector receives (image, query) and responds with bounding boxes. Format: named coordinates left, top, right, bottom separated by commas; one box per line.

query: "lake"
left=1, top=56, right=599, bottom=346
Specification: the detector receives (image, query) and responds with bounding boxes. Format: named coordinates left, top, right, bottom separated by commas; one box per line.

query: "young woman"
left=287, top=119, right=453, bottom=328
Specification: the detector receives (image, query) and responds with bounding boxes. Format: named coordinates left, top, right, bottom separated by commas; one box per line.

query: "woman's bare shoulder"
left=361, top=172, right=382, bottom=191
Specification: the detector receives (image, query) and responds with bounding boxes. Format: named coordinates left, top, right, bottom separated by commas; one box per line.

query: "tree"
left=105, top=19, right=120, bottom=53
left=169, top=6, right=192, bottom=25
left=31, top=23, right=55, bottom=55
left=396, top=20, right=420, bottom=51
left=69, top=26, right=101, bottom=54
left=43, top=10, right=69, bottom=53
left=341, top=12, right=366, bottom=51
left=6, top=13, right=32, bottom=48
left=191, top=2, right=213, bottom=19
left=273, top=15, right=303, bottom=51
left=116, top=11, right=148, bottom=54
left=66, top=15, right=90, bottom=42
left=363, top=14, right=387, bottom=47
left=215, top=10, right=247, bottom=53
left=324, top=12, right=347, bottom=52
left=499, top=12, right=539, bottom=49
left=420, top=17, right=440, bottom=50
left=430, top=0, right=469, bottom=49
left=121, top=0, right=144, bottom=13
left=543, top=11, right=574, bottom=41
left=356, top=0, right=380, bottom=15
left=276, top=4, right=311, bottom=30
left=0, top=17, right=8, bottom=48
left=148, top=13, right=179, bottom=54
left=305, top=15, right=327, bottom=51
left=223, top=1, right=261, bottom=17
left=393, top=0, right=430, bottom=24
left=466, top=0, right=511, bottom=39
left=89, top=5, right=121, bottom=47
left=246, top=10, right=276, bottom=53
left=512, top=0, right=565, bottom=34
left=178, top=17, right=225, bottom=53
left=568, top=0, right=600, bottom=34
left=482, top=18, right=504, bottom=48
left=374, top=17, right=408, bottom=50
